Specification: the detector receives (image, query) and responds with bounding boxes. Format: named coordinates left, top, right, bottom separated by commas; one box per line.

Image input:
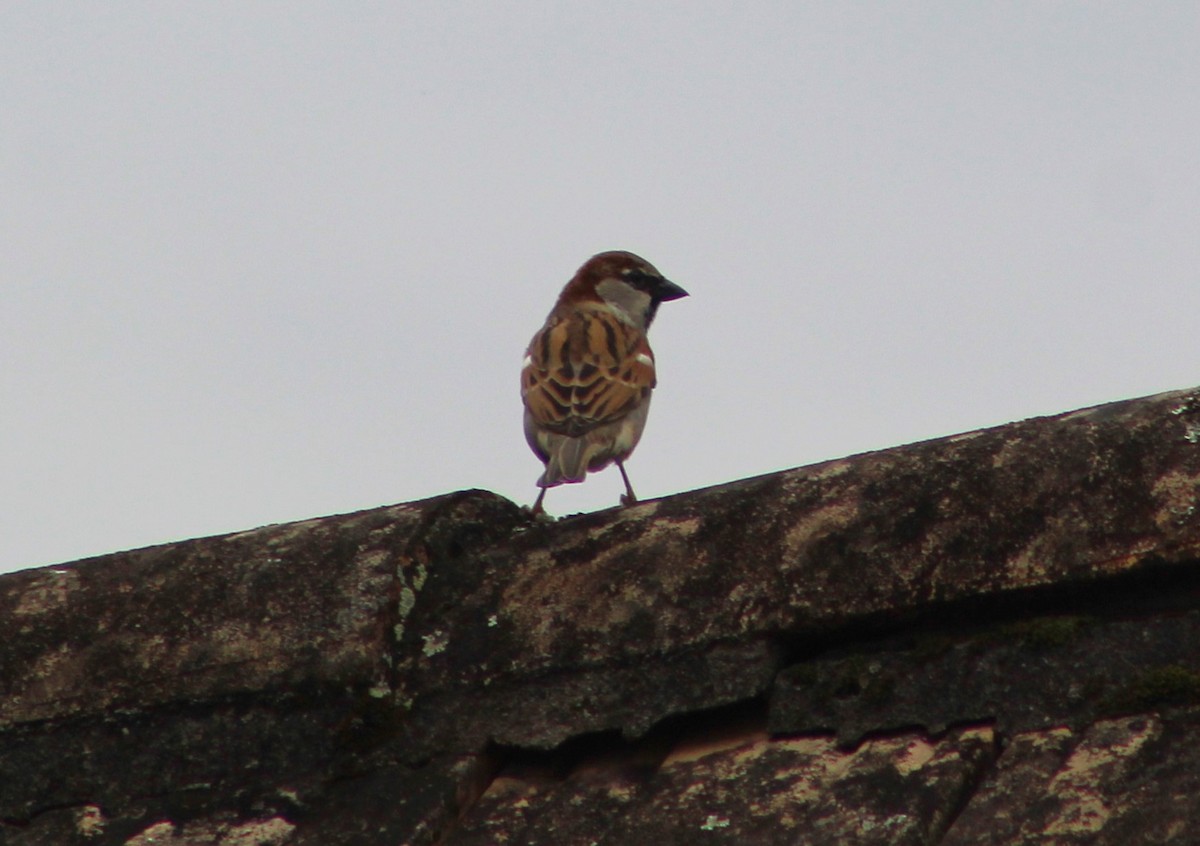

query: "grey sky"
left=3, top=3, right=1198, bottom=572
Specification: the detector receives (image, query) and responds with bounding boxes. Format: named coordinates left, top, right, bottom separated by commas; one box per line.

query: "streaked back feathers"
left=521, top=250, right=687, bottom=512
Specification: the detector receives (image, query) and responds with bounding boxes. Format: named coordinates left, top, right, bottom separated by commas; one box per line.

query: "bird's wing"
left=522, top=307, right=656, bottom=437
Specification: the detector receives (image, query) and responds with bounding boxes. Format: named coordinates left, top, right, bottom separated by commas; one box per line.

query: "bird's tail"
left=539, top=438, right=591, bottom=487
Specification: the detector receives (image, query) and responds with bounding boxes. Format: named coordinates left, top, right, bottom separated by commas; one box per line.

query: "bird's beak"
left=655, top=278, right=689, bottom=302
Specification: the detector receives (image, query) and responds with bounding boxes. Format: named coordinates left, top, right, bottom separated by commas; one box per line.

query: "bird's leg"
left=530, top=486, right=547, bottom=516
left=616, top=460, right=638, bottom=507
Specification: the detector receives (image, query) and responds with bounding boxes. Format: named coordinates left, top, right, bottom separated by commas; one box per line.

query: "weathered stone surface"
left=0, top=690, right=376, bottom=821
left=0, top=491, right=521, bottom=843
left=1, top=804, right=112, bottom=846
left=770, top=611, right=1200, bottom=745
left=449, top=726, right=995, bottom=845
left=1, top=807, right=295, bottom=846
left=288, top=755, right=491, bottom=846
left=0, top=698, right=483, bottom=845
left=402, top=639, right=783, bottom=757
left=944, top=709, right=1200, bottom=844
left=118, top=815, right=296, bottom=846
left=1, top=385, right=1200, bottom=844
left=395, top=386, right=1200, bottom=750
left=0, top=490, right=523, bottom=727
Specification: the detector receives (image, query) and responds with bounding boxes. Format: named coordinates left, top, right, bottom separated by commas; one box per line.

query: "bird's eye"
left=622, top=268, right=660, bottom=291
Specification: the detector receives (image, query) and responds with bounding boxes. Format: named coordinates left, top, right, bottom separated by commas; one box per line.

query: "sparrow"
left=521, top=251, right=688, bottom=515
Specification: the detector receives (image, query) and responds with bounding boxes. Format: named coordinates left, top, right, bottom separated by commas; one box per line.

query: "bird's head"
left=560, top=251, right=688, bottom=330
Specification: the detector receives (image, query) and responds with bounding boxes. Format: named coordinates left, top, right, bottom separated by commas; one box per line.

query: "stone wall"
left=3, top=386, right=1200, bottom=844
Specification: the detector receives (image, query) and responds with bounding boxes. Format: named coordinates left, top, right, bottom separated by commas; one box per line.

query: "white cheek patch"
left=522, top=354, right=533, bottom=368
left=635, top=353, right=654, bottom=367
left=596, top=278, right=653, bottom=328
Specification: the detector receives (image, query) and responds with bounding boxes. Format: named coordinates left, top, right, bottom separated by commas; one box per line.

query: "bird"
left=521, top=250, right=688, bottom=515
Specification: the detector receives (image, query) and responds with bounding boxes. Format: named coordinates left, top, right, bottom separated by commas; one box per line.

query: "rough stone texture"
left=943, top=710, right=1200, bottom=844
left=0, top=491, right=525, bottom=727
left=395, top=385, right=1200, bottom=754
left=3, top=809, right=296, bottom=846
left=287, top=755, right=492, bottom=846
left=449, top=726, right=996, bottom=845
left=1, top=385, right=1200, bottom=843
left=770, top=610, right=1200, bottom=745
left=0, top=491, right=521, bottom=844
